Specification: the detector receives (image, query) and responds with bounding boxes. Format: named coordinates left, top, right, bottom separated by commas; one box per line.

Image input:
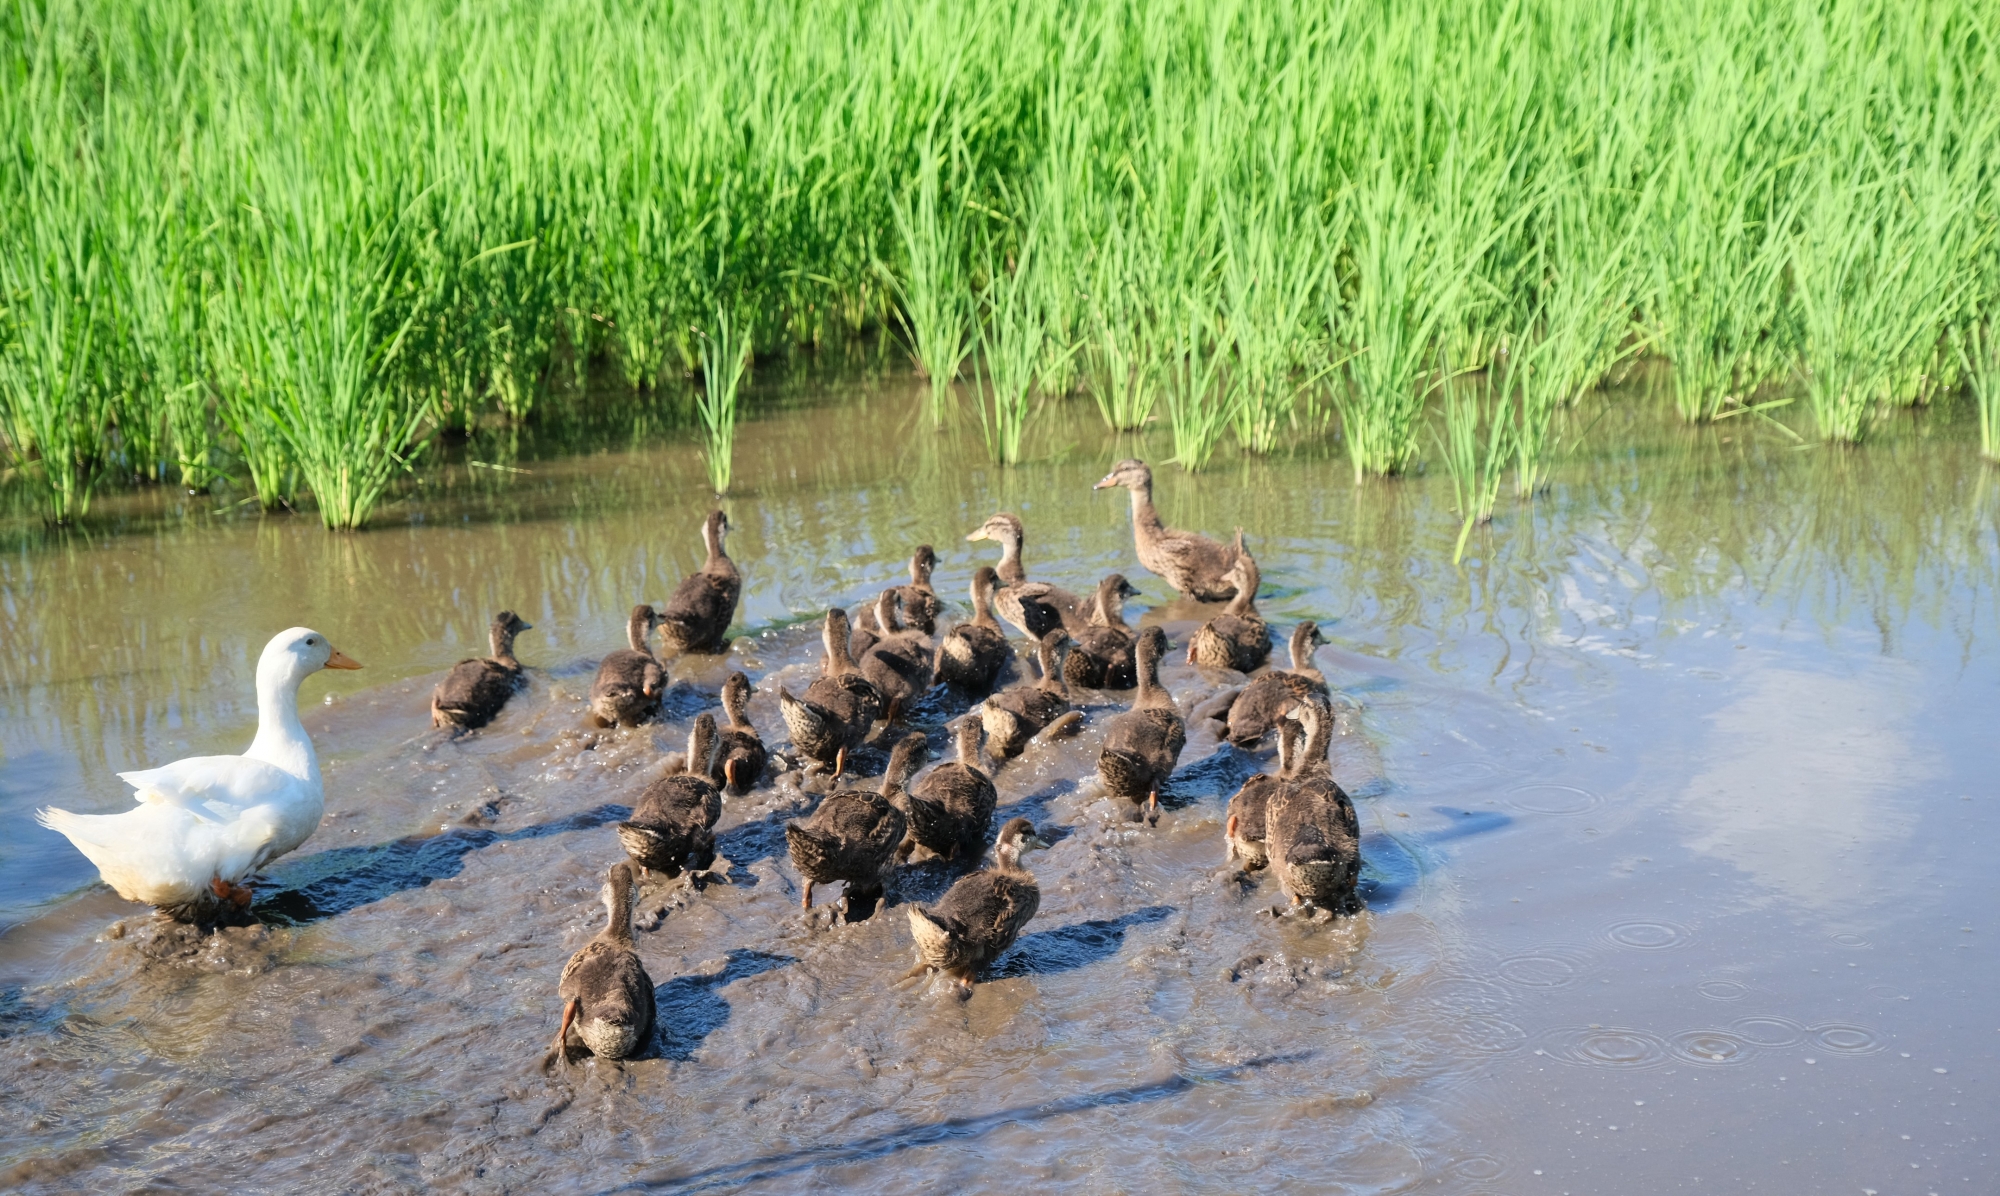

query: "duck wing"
left=117, top=755, right=305, bottom=819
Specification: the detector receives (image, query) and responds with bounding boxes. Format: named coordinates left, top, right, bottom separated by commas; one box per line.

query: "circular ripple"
left=1810, top=1023, right=1884, bottom=1056
left=1864, top=984, right=1906, bottom=1002
left=1604, top=920, right=1692, bottom=951
left=1448, top=1015, right=1531, bottom=1055
left=1698, top=979, right=1749, bottom=1001
left=1450, top=1156, right=1505, bottom=1182
left=1505, top=783, right=1603, bottom=816
left=1671, top=1029, right=1755, bottom=1066
left=1729, top=1016, right=1807, bottom=1049
left=1535, top=1026, right=1671, bottom=1070
left=1830, top=932, right=1870, bottom=948
left=1496, top=946, right=1596, bottom=989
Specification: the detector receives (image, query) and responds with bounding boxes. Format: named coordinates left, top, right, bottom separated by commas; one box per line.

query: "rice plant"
left=1159, top=289, right=1236, bottom=472
left=0, top=192, right=106, bottom=524
left=693, top=305, right=752, bottom=495
left=889, top=137, right=971, bottom=428
left=970, top=240, right=1045, bottom=467
left=1958, top=322, right=2000, bottom=463
left=1433, top=360, right=1510, bottom=565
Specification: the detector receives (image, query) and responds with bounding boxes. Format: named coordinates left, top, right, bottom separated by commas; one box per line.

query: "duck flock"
left=36, top=458, right=1363, bottom=1065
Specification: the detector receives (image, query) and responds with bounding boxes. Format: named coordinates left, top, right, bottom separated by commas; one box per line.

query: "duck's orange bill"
left=325, top=648, right=364, bottom=670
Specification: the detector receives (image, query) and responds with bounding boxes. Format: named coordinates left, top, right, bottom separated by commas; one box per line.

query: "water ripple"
left=1532, top=1026, right=1671, bottom=1070
left=1603, top=919, right=1691, bottom=950
left=1503, top=783, right=1603, bottom=816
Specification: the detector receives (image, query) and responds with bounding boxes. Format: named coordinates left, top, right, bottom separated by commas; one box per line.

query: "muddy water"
left=2, top=378, right=1996, bottom=1193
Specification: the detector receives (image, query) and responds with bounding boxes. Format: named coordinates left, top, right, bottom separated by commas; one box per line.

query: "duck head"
left=994, top=816, right=1051, bottom=866
left=965, top=513, right=1024, bottom=547
left=262, top=627, right=361, bottom=689
left=1093, top=459, right=1151, bottom=491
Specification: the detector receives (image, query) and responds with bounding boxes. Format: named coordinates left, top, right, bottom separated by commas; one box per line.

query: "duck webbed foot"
left=209, top=876, right=254, bottom=910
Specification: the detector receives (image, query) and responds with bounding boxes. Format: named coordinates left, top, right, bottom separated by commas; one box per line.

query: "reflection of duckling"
left=1265, top=695, right=1362, bottom=916
left=966, top=513, right=1085, bottom=638
left=934, top=566, right=1013, bottom=696
left=1225, top=621, right=1329, bottom=749
left=859, top=590, right=934, bottom=721
left=616, top=716, right=723, bottom=878
left=1096, top=627, right=1186, bottom=824
left=1093, top=458, right=1241, bottom=601
left=1187, top=549, right=1270, bottom=672
left=1063, top=574, right=1141, bottom=690
left=785, top=734, right=923, bottom=920
left=552, top=861, right=655, bottom=1062
left=778, top=608, right=882, bottom=777
left=656, top=510, right=742, bottom=655
left=980, top=630, right=1082, bottom=762
left=432, top=611, right=532, bottom=730
left=1224, top=715, right=1301, bottom=870
left=904, top=818, right=1050, bottom=996
left=590, top=605, right=665, bottom=727
left=903, top=717, right=997, bottom=862
left=709, top=671, right=767, bottom=795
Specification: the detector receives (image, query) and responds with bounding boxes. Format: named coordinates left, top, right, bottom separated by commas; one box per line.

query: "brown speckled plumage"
left=590, top=605, right=666, bottom=727
left=656, top=510, right=741, bottom=655
left=1096, top=627, right=1186, bottom=823
left=431, top=611, right=532, bottom=730
left=1094, top=459, right=1241, bottom=601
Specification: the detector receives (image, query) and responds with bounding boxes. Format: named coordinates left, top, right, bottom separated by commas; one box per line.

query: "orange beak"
left=325, top=647, right=364, bottom=670
left=1093, top=473, right=1118, bottom=489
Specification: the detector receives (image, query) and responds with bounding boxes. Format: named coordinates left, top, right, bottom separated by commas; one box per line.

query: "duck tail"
left=906, top=904, right=956, bottom=962
left=1096, top=747, right=1152, bottom=801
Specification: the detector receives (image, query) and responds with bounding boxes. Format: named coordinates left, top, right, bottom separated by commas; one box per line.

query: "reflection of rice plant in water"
left=694, top=306, right=751, bottom=495
left=1959, top=323, right=2000, bottom=463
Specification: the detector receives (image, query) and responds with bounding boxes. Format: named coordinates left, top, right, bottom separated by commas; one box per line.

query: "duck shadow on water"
left=253, top=803, right=631, bottom=926
left=603, top=1050, right=1308, bottom=1194
left=1354, top=805, right=1512, bottom=911
left=986, top=904, right=1176, bottom=980
left=652, top=948, right=793, bottom=1062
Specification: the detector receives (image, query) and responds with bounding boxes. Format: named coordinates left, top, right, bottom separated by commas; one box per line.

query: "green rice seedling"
left=969, top=238, right=1045, bottom=467
left=1223, top=202, right=1326, bottom=455
left=889, top=136, right=973, bottom=428
left=1956, top=321, right=2000, bottom=462
left=1083, top=233, right=1157, bottom=432
left=693, top=305, right=752, bottom=495
left=1432, top=357, right=1511, bottom=565
left=0, top=193, right=106, bottom=524
left=1159, top=288, right=1236, bottom=472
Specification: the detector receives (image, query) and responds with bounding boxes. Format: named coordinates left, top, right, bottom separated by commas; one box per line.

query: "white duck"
left=36, top=627, right=362, bottom=922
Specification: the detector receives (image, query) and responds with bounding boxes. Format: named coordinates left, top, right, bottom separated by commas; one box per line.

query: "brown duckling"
left=903, top=817, right=1050, bottom=996
left=1265, top=694, right=1362, bottom=916
left=980, top=629, right=1084, bottom=762
left=1187, top=550, right=1270, bottom=672
left=709, top=671, right=768, bottom=795
left=616, top=715, right=724, bottom=878
left=934, top=566, right=1013, bottom=696
left=903, top=716, right=998, bottom=862
left=552, top=860, right=655, bottom=1062
left=785, top=733, right=923, bottom=920
left=1225, top=621, right=1330, bottom=749
left=1063, top=574, right=1142, bottom=690
left=656, top=510, right=742, bottom=655
left=1096, top=626, right=1187, bottom=824
left=859, top=589, right=935, bottom=721
left=431, top=611, right=533, bottom=730
left=778, top=608, right=883, bottom=777
left=965, top=513, right=1086, bottom=638
left=1093, top=459, right=1241, bottom=601
left=589, top=604, right=666, bottom=727
left=1224, top=714, right=1302, bottom=871
left=854, top=544, right=940, bottom=642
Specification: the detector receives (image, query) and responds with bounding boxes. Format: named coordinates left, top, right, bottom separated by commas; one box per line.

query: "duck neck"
left=1295, top=705, right=1334, bottom=778
left=1095, top=583, right=1126, bottom=629
left=878, top=591, right=902, bottom=634
left=825, top=616, right=858, bottom=675
left=1126, top=479, right=1165, bottom=542
left=1289, top=625, right=1316, bottom=671
left=1224, top=562, right=1259, bottom=617
left=1037, top=640, right=1068, bottom=697
left=247, top=664, right=316, bottom=780
left=687, top=718, right=716, bottom=776
left=604, top=866, right=636, bottom=946
left=627, top=609, right=654, bottom=655
left=909, top=550, right=933, bottom=591
left=995, top=530, right=1027, bottom=586
left=722, top=682, right=750, bottom=729
left=955, top=720, right=983, bottom=770
left=1275, top=715, right=1300, bottom=776
left=1134, top=642, right=1163, bottom=707
left=882, top=740, right=922, bottom=798
left=971, top=573, right=1000, bottom=629
left=701, top=515, right=726, bottom=569
left=491, top=624, right=521, bottom=670
left=994, top=839, right=1033, bottom=877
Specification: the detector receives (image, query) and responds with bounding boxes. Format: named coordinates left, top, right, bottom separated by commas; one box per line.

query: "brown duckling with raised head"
left=1224, top=714, right=1302, bottom=871
left=1265, top=694, right=1362, bottom=916
left=965, top=513, right=1086, bottom=638
left=778, top=608, right=883, bottom=777
left=786, top=733, right=923, bottom=920
left=1096, top=626, right=1187, bottom=824
left=934, top=566, right=1013, bottom=696
left=859, top=590, right=935, bottom=721
left=432, top=611, right=533, bottom=730
left=552, top=860, right=655, bottom=1063
left=1093, top=459, right=1242, bottom=601
left=1187, top=550, right=1270, bottom=672
left=590, top=604, right=666, bottom=727
left=903, top=817, right=1050, bottom=996
left=657, top=510, right=742, bottom=655
left=903, top=716, right=998, bottom=862
left=1064, top=574, right=1142, bottom=690
left=854, top=544, right=940, bottom=644
left=980, top=629, right=1084, bottom=762
left=616, top=715, right=724, bottom=878
left=1225, top=620, right=1330, bottom=749
left=709, top=671, right=767, bottom=795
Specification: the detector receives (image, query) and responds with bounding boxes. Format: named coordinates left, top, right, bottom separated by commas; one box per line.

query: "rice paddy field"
left=2, top=0, right=1998, bottom=529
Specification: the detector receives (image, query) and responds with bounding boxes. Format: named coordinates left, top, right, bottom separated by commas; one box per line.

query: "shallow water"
left=2, top=377, right=1997, bottom=1193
